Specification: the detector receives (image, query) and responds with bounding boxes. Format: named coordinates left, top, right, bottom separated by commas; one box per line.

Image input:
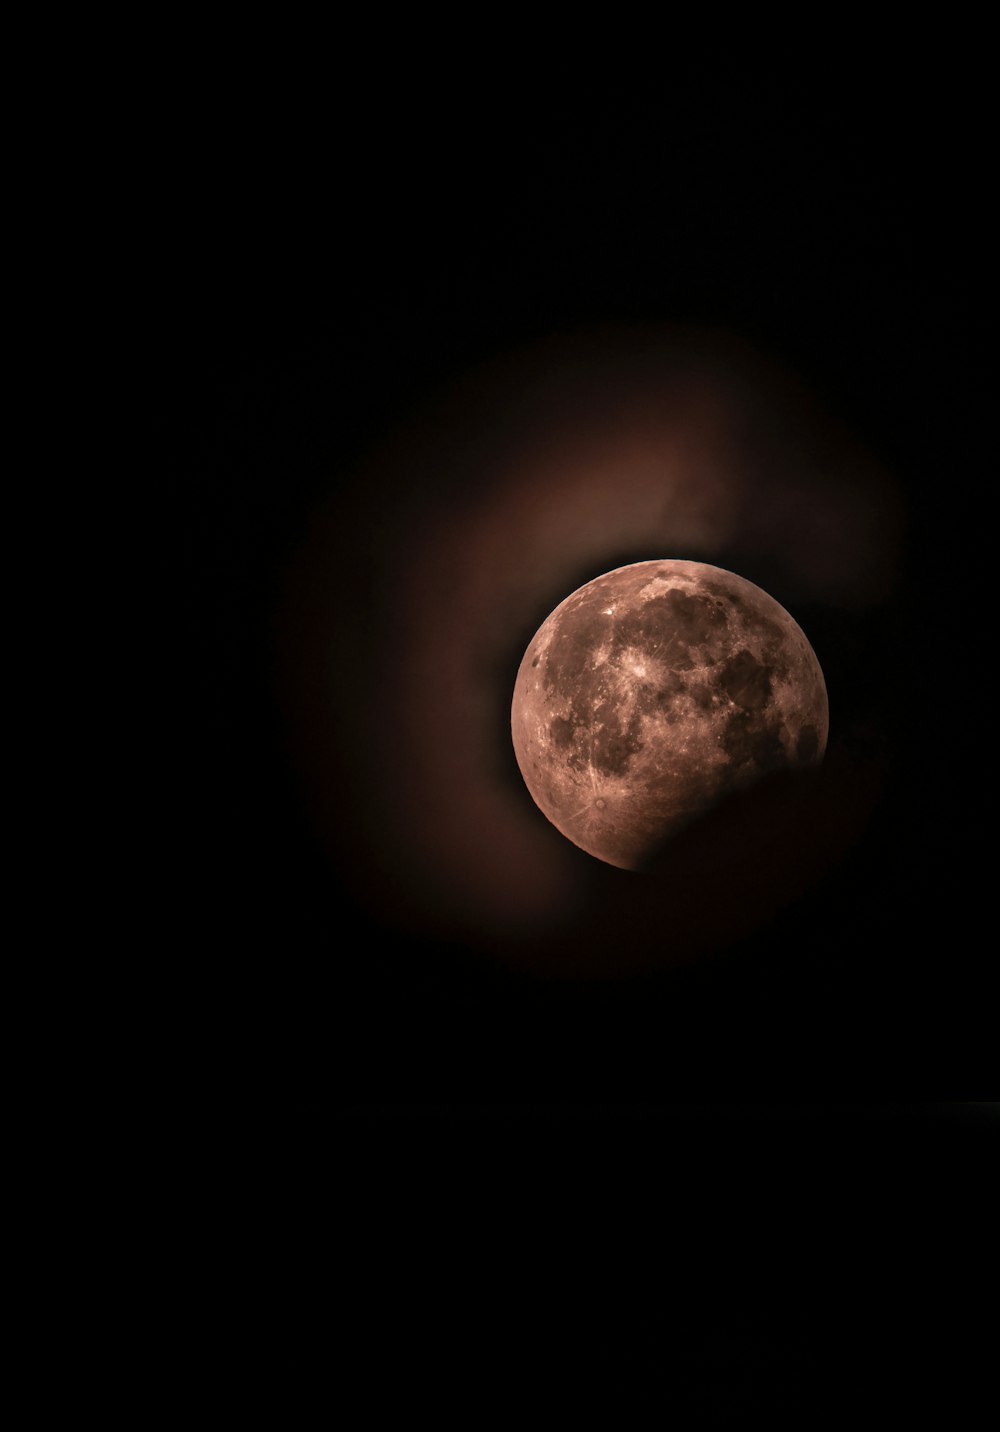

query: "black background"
left=145, top=40, right=994, bottom=1414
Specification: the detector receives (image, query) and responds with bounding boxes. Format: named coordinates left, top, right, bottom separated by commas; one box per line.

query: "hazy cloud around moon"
left=275, top=326, right=903, bottom=966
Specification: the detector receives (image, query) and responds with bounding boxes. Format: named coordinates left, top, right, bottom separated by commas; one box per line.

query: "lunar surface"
left=511, top=560, right=829, bottom=870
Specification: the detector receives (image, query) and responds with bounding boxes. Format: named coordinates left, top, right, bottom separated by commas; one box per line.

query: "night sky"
left=145, top=41, right=994, bottom=1415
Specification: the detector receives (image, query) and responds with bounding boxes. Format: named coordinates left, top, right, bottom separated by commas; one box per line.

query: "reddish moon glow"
left=512, top=561, right=829, bottom=870
left=274, top=327, right=898, bottom=972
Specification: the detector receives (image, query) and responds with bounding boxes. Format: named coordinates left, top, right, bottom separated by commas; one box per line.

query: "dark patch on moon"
left=543, top=618, right=603, bottom=693
left=549, top=715, right=577, bottom=748
left=719, top=649, right=774, bottom=711
left=592, top=722, right=643, bottom=776
left=591, top=698, right=645, bottom=776
left=722, top=709, right=785, bottom=771
left=618, top=588, right=728, bottom=670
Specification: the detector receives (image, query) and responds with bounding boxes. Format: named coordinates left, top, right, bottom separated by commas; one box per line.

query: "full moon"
left=511, top=560, right=829, bottom=871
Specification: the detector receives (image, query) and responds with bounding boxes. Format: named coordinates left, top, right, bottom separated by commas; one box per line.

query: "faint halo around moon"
left=511, top=560, right=829, bottom=871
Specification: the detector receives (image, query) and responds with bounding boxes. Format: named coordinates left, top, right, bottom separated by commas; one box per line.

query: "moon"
left=511, top=560, right=829, bottom=871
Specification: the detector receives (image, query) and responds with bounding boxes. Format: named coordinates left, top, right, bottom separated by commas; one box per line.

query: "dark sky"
left=141, top=41, right=997, bottom=1417
left=147, top=48, right=994, bottom=1106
